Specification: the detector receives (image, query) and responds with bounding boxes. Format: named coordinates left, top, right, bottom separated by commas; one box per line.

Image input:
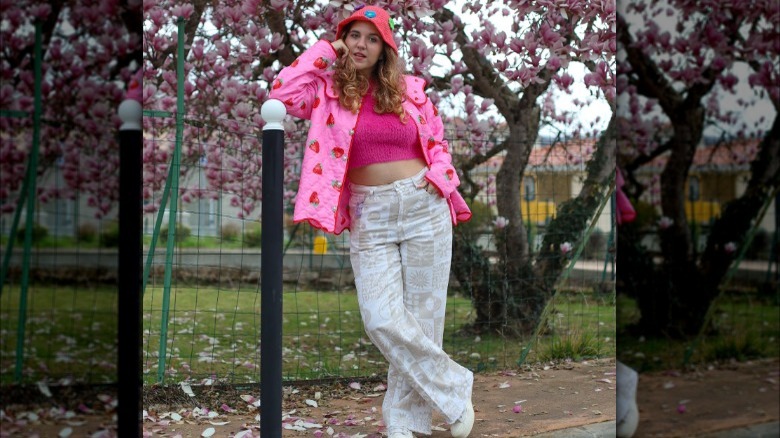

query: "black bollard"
left=117, top=97, right=142, bottom=437
left=260, top=99, right=286, bottom=437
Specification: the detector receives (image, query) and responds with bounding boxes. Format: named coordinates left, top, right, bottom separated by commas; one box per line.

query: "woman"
left=269, top=5, right=474, bottom=437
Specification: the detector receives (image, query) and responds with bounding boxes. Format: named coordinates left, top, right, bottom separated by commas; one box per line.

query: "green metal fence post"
left=14, top=21, right=43, bottom=383
left=156, top=17, right=186, bottom=384
left=0, top=147, right=30, bottom=297
left=142, top=149, right=176, bottom=295
left=0, top=110, right=35, bottom=296
left=141, top=109, right=174, bottom=296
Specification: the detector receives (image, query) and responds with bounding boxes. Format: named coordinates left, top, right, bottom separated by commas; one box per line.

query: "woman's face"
left=344, top=21, right=384, bottom=75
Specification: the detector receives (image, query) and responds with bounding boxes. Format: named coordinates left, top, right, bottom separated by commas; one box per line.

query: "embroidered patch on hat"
left=336, top=4, right=398, bottom=53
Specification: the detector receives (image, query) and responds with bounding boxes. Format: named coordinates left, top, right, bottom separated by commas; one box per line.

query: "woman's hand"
left=421, top=180, right=439, bottom=196
left=331, top=39, right=349, bottom=59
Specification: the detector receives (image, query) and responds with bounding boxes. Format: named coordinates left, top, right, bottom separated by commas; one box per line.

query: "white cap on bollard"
left=118, top=99, right=142, bottom=131
left=261, top=99, right=287, bottom=131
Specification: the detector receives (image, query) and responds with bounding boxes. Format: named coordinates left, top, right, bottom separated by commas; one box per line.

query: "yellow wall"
left=536, top=173, right=571, bottom=204
left=520, top=173, right=568, bottom=224
left=682, top=172, right=737, bottom=223
left=684, top=201, right=721, bottom=224
left=520, top=200, right=556, bottom=224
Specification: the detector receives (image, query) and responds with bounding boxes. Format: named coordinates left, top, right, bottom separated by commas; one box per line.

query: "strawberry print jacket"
left=269, top=39, right=472, bottom=235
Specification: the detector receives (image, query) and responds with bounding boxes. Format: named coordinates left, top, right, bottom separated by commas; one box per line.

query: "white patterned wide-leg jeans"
left=349, top=169, right=474, bottom=435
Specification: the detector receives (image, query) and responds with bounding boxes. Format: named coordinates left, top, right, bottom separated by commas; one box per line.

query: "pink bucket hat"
left=336, top=4, right=398, bottom=54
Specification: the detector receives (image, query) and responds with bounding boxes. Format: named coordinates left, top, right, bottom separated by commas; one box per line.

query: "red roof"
left=645, top=139, right=761, bottom=170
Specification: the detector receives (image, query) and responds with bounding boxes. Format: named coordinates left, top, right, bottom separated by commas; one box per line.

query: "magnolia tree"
left=0, top=0, right=142, bottom=219
left=422, top=1, right=616, bottom=334
left=616, top=0, right=778, bottom=337
left=143, top=0, right=616, bottom=334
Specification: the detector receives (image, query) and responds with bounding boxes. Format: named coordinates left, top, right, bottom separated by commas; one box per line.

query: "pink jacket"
left=269, top=40, right=472, bottom=234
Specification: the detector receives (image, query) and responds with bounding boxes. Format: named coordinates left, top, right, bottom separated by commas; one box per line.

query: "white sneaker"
left=617, top=361, right=639, bottom=438
left=450, top=401, right=474, bottom=438
left=617, top=402, right=639, bottom=438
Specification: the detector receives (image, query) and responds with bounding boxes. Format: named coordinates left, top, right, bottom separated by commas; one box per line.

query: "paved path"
left=695, top=421, right=780, bottom=438
left=529, top=420, right=779, bottom=437
left=530, top=420, right=616, bottom=437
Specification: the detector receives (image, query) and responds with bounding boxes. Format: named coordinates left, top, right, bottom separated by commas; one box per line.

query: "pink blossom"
left=554, top=73, right=574, bottom=90
left=658, top=217, right=674, bottom=230
left=232, top=103, right=252, bottom=119
left=719, top=74, right=738, bottom=91
left=546, top=56, right=562, bottom=71
left=493, top=217, right=509, bottom=229
left=148, top=8, right=166, bottom=27
left=29, top=4, right=52, bottom=19
left=170, top=4, right=194, bottom=19
left=269, top=0, right=289, bottom=11
left=539, top=23, right=561, bottom=46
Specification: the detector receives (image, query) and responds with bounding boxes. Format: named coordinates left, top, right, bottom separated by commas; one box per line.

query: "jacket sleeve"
left=268, top=40, right=338, bottom=120
left=422, top=95, right=461, bottom=200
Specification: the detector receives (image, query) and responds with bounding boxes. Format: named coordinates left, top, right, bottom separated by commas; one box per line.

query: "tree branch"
left=149, top=0, right=209, bottom=70
left=459, top=138, right=509, bottom=174
left=434, top=8, right=520, bottom=120
left=624, top=137, right=673, bottom=173
left=617, top=14, right=682, bottom=113
left=263, top=1, right=299, bottom=66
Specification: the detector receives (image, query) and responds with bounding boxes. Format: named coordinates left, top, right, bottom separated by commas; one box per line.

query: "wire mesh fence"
left=2, top=110, right=621, bottom=386
left=4, top=106, right=778, bottom=388
left=0, top=112, right=121, bottom=385
left=139, top=115, right=620, bottom=384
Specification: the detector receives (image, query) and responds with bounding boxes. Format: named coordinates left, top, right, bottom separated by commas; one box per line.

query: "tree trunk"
left=452, top=114, right=617, bottom=335
left=646, top=105, right=706, bottom=336
left=452, top=110, right=539, bottom=335
left=626, top=112, right=779, bottom=338
left=495, top=117, right=539, bottom=271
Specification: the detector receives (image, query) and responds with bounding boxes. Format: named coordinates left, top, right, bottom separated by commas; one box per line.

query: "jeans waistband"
left=349, top=167, right=427, bottom=195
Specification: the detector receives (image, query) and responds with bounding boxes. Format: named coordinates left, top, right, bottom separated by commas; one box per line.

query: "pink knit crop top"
left=348, top=89, right=423, bottom=169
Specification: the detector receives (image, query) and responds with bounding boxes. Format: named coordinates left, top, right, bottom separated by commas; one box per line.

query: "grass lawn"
left=0, top=284, right=119, bottom=385
left=617, top=292, right=780, bottom=372
left=0, top=234, right=255, bottom=250
left=1, top=283, right=616, bottom=385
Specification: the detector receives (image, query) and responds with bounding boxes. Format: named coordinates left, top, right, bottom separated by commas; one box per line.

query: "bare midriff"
left=347, top=158, right=427, bottom=186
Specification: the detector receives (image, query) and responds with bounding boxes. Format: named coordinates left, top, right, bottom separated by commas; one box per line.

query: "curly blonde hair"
left=333, top=33, right=407, bottom=121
